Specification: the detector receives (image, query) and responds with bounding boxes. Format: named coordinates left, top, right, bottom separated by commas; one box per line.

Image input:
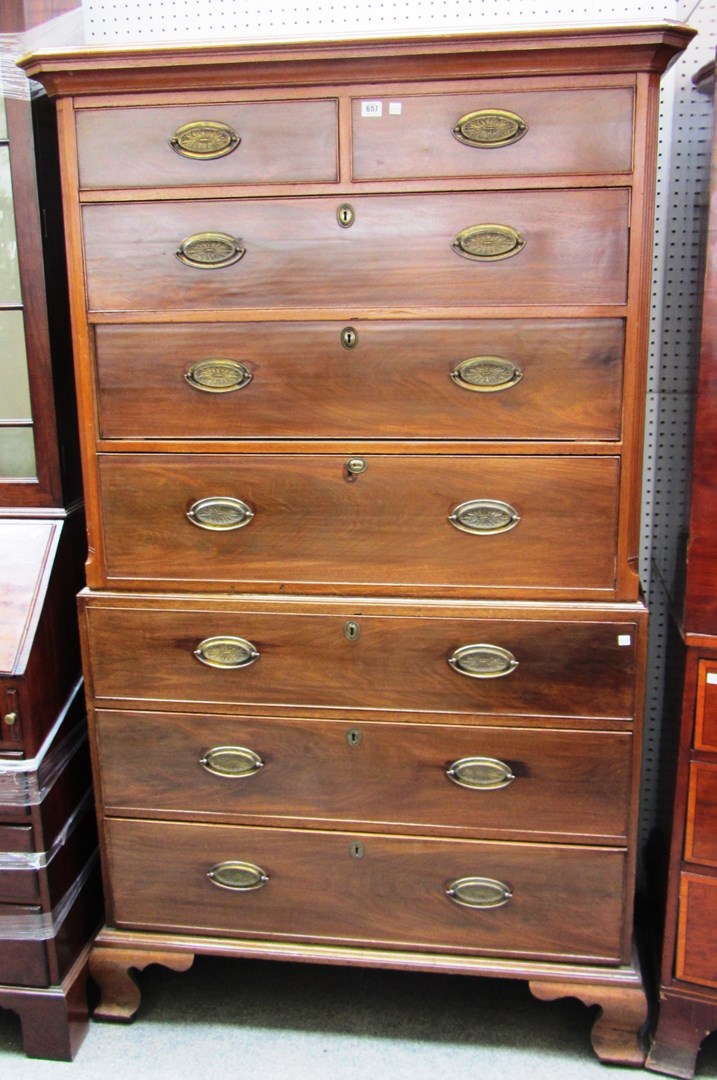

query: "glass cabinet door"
left=0, top=84, right=38, bottom=483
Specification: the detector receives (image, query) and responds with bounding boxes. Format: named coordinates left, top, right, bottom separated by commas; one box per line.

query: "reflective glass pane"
left=0, top=426, right=37, bottom=479
left=0, top=146, right=21, bottom=304
left=0, top=310, right=30, bottom=419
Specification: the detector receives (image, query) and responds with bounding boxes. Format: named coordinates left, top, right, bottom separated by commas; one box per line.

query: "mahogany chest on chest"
left=21, top=23, right=694, bottom=1063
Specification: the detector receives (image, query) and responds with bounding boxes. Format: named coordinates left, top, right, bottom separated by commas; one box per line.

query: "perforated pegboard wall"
left=78, top=0, right=710, bottom=867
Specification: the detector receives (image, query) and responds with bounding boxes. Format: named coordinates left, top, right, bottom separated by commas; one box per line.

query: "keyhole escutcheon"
left=337, top=203, right=355, bottom=228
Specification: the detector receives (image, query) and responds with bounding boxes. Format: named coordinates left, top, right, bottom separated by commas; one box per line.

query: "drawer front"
left=98, top=453, right=619, bottom=595
left=0, top=824, right=33, bottom=852
left=76, top=99, right=338, bottom=188
left=105, top=817, right=627, bottom=962
left=0, top=904, right=49, bottom=985
left=96, top=710, right=632, bottom=842
left=84, top=604, right=638, bottom=721
left=685, top=762, right=717, bottom=867
left=82, top=189, right=629, bottom=312
left=352, top=86, right=634, bottom=180
left=95, top=319, right=624, bottom=442
left=695, top=661, right=717, bottom=751
left=676, top=872, right=717, bottom=989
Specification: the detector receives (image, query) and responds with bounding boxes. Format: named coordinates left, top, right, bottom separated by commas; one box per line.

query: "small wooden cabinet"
left=0, top=0, right=99, bottom=1060
left=21, top=23, right=694, bottom=1065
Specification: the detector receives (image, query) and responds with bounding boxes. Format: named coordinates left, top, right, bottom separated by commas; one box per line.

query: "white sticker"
left=389, top=102, right=402, bottom=115
left=707, top=673, right=717, bottom=685
left=618, top=634, right=632, bottom=646
left=361, top=101, right=383, bottom=117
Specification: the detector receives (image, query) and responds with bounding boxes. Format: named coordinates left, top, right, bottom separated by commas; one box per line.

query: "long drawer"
left=105, top=817, right=627, bottom=962
left=97, top=453, right=620, bottom=597
left=94, top=319, right=625, bottom=442
left=82, top=189, right=629, bottom=312
left=81, top=598, right=641, bottom=721
left=95, top=710, right=632, bottom=843
left=351, top=86, right=634, bottom=180
left=76, top=98, right=339, bottom=189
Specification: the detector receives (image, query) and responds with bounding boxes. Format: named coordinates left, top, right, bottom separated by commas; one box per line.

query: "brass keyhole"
left=350, top=841, right=365, bottom=859
left=337, top=203, right=355, bottom=228
left=344, top=621, right=361, bottom=642
left=341, top=326, right=358, bottom=350
left=345, top=457, right=367, bottom=481
left=346, top=727, right=362, bottom=746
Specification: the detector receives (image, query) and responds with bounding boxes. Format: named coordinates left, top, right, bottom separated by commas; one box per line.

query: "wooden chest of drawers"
left=21, top=22, right=694, bottom=1065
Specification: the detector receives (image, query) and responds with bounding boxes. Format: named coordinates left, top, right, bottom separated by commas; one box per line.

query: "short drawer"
left=676, top=872, right=717, bottom=989
left=75, top=99, right=338, bottom=188
left=695, top=661, right=717, bottom=751
left=685, top=762, right=717, bottom=867
left=105, top=817, right=627, bottom=963
left=352, top=86, right=634, bottom=180
left=94, top=319, right=624, bottom=442
left=82, top=598, right=641, bottom=722
left=97, top=453, right=619, bottom=598
left=96, top=710, right=633, bottom=843
left=0, top=824, right=33, bottom=852
left=82, top=189, right=629, bottom=312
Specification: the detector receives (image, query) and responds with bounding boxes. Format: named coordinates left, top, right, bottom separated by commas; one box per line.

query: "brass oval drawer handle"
left=449, top=644, right=519, bottom=679
left=194, top=635, right=260, bottom=669
left=187, top=497, right=254, bottom=531
left=452, top=224, right=525, bottom=262
left=185, top=358, right=252, bottom=393
left=170, top=120, right=240, bottom=159
left=447, top=876, right=513, bottom=909
left=447, top=756, right=515, bottom=790
left=208, top=860, right=268, bottom=891
left=176, top=232, right=245, bottom=269
left=449, top=499, right=520, bottom=536
left=450, top=356, right=523, bottom=393
left=200, top=746, right=264, bottom=778
left=452, top=108, right=528, bottom=149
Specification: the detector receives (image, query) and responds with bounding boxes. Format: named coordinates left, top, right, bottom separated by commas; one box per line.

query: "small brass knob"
left=3, top=712, right=17, bottom=727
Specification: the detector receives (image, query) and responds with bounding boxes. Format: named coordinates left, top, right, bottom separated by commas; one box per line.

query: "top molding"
left=19, top=23, right=697, bottom=98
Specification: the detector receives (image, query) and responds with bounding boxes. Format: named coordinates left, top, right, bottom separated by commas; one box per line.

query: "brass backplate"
left=176, top=232, right=245, bottom=269
left=185, top=358, right=252, bottom=393
left=452, top=108, right=527, bottom=148
left=452, top=223, right=525, bottom=262
left=170, top=120, right=240, bottom=159
left=450, top=355, right=523, bottom=392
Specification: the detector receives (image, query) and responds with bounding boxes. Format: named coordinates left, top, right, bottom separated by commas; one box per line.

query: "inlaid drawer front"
left=96, top=710, right=632, bottom=842
left=75, top=99, right=338, bottom=188
left=84, top=603, right=639, bottom=720
left=352, top=86, right=634, bottom=180
left=94, top=319, right=624, bottom=442
left=82, top=189, right=629, bottom=312
left=97, top=453, right=619, bottom=596
left=685, top=762, right=717, bottom=868
left=695, top=661, right=717, bottom=751
left=676, top=873, right=717, bottom=989
left=105, top=818, right=627, bottom=962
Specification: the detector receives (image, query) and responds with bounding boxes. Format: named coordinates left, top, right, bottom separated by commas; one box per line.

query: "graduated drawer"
left=75, top=99, right=338, bottom=188
left=676, top=872, right=717, bottom=989
left=96, top=710, right=633, bottom=843
left=685, top=761, right=717, bottom=868
left=352, top=86, right=634, bottom=180
left=695, top=660, right=717, bottom=751
left=105, top=817, right=627, bottom=962
left=97, top=453, right=619, bottom=597
left=82, top=189, right=629, bottom=312
left=0, top=903, right=50, bottom=985
left=82, top=600, right=640, bottom=721
left=94, top=319, right=624, bottom=442
left=0, top=798, right=96, bottom=905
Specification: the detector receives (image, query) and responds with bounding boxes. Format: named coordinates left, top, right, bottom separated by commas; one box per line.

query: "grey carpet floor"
left=1, top=958, right=717, bottom=1078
